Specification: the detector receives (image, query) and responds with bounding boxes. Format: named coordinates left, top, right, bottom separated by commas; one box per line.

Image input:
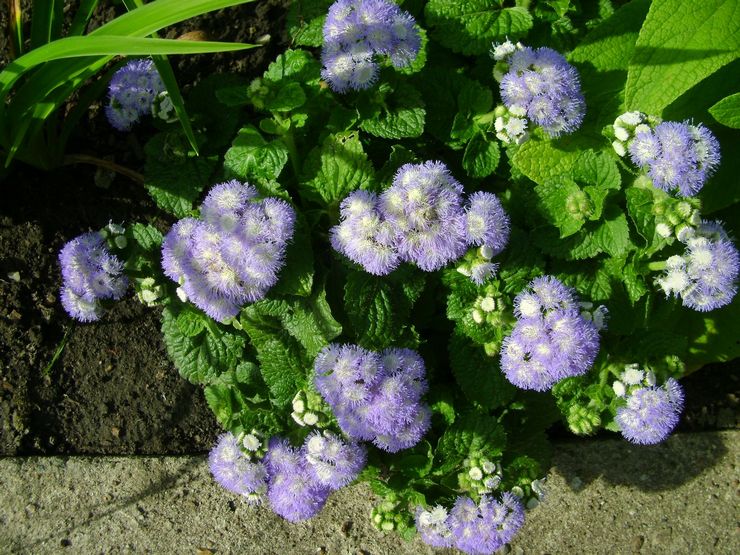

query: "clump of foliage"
left=57, top=0, right=739, bottom=552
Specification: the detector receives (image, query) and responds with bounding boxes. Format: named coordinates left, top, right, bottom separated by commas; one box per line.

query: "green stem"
left=282, top=131, right=301, bottom=180
left=63, top=154, right=144, bottom=185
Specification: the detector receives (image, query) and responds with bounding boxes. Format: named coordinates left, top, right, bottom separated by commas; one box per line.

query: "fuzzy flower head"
left=106, top=59, right=165, bottom=131
left=265, top=437, right=331, bottom=522
left=59, top=231, right=128, bottom=322
left=161, top=180, right=295, bottom=322
left=321, top=0, right=420, bottom=92
left=208, top=432, right=268, bottom=504
left=496, top=43, right=585, bottom=137
left=441, top=493, right=525, bottom=554
left=627, top=120, right=720, bottom=197
left=415, top=505, right=454, bottom=548
left=615, top=378, right=684, bottom=445
left=303, top=430, right=367, bottom=490
left=501, top=276, right=600, bottom=391
left=657, top=220, right=739, bottom=311
left=313, top=344, right=431, bottom=452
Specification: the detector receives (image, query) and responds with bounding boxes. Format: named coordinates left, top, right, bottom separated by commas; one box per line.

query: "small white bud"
left=292, top=398, right=305, bottom=414
left=511, top=486, right=524, bottom=498
left=243, top=433, right=261, bottom=452
left=676, top=225, right=695, bottom=243
left=690, top=210, right=702, bottom=226
left=509, top=104, right=526, bottom=117
left=472, top=309, right=484, bottom=324
left=481, top=460, right=496, bottom=474
left=480, top=296, right=496, bottom=313
left=617, top=111, right=643, bottom=127
left=457, top=266, right=472, bottom=277
left=290, top=412, right=305, bottom=426
left=107, top=222, right=125, bottom=235
left=612, top=141, right=626, bottom=157
left=612, top=380, right=626, bottom=397
left=483, top=476, right=501, bottom=490
left=634, top=123, right=651, bottom=135
left=496, top=131, right=511, bottom=143
left=381, top=521, right=395, bottom=531
left=656, top=222, right=673, bottom=238
left=645, top=371, right=656, bottom=386
left=614, top=127, right=630, bottom=142
left=479, top=244, right=495, bottom=260
left=494, top=116, right=506, bottom=132
left=492, top=40, right=517, bottom=60
left=468, top=467, right=483, bottom=481
left=140, top=289, right=158, bottom=304
left=303, top=412, right=319, bottom=426
left=622, top=367, right=644, bottom=385
left=176, top=287, right=188, bottom=303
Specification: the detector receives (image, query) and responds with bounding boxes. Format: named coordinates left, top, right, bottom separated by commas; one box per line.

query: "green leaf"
left=625, top=0, right=740, bottom=115
left=449, top=332, right=516, bottom=410
left=223, top=125, right=289, bottom=184
left=677, top=301, right=740, bottom=371
left=511, top=137, right=582, bottom=185
left=436, top=410, right=507, bottom=472
left=265, top=82, right=307, bottom=112
left=593, top=207, right=632, bottom=257
left=161, top=305, right=246, bottom=385
left=709, top=93, right=740, bottom=129
left=300, top=132, right=375, bottom=206
left=287, top=0, right=333, bottom=47
left=240, top=308, right=307, bottom=407
left=359, top=82, right=426, bottom=139
left=462, top=134, right=500, bottom=178
left=129, top=223, right=163, bottom=252
left=272, top=217, right=314, bottom=297
left=143, top=132, right=217, bottom=218
left=534, top=177, right=590, bottom=238
left=263, top=48, right=322, bottom=87
left=424, top=1, right=533, bottom=56
left=175, top=305, right=207, bottom=337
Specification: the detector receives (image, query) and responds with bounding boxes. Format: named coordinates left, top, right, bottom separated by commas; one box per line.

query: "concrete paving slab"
left=1, top=431, right=738, bottom=554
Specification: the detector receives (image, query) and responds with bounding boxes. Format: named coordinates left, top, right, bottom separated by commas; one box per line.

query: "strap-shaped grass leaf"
left=68, top=0, right=101, bottom=36
left=30, top=0, right=64, bottom=49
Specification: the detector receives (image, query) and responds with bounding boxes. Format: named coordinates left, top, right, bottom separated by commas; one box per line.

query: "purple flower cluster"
left=331, top=162, right=510, bottom=276
left=657, top=220, right=739, bottom=311
left=106, top=59, right=165, bottom=131
left=208, top=433, right=268, bottom=504
left=314, top=344, right=431, bottom=453
left=495, top=42, right=585, bottom=137
left=628, top=120, right=720, bottom=197
left=415, top=493, right=525, bottom=554
left=161, top=180, right=296, bottom=322
left=321, top=0, right=420, bottom=92
left=615, top=378, right=685, bottom=445
left=58, top=232, right=128, bottom=322
left=210, top=431, right=365, bottom=521
left=500, top=276, right=600, bottom=391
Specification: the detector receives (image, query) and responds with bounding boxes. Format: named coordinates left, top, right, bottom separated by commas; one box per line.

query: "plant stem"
left=63, top=154, right=144, bottom=185
left=282, top=131, right=301, bottom=179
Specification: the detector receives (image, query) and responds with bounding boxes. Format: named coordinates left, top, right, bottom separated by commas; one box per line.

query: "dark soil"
left=0, top=1, right=737, bottom=457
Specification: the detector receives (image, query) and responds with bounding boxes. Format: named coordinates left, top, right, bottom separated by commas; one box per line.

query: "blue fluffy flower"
left=495, top=42, right=585, bottom=138
left=615, top=378, right=684, bottom=445
left=105, top=59, right=165, bottom=131
left=321, top=0, right=420, bottom=93
left=208, top=432, right=268, bottom=505
left=161, top=180, right=296, bottom=322
left=501, top=276, right=600, bottom=391
left=59, top=231, right=128, bottom=322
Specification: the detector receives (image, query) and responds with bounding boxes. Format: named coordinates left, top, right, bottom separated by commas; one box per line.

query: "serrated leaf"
left=161, top=305, right=245, bottom=385
left=534, top=177, right=589, bottom=238
left=215, top=85, right=250, bottom=107
left=287, top=0, right=332, bottom=47
left=263, top=48, right=322, bottom=86
left=344, top=271, right=399, bottom=350
left=593, top=207, right=632, bottom=257
left=709, top=93, right=740, bottom=129
left=425, top=1, right=533, bottom=56
left=223, top=125, right=289, bottom=184
left=511, top=137, right=582, bottom=185
left=129, top=223, right=163, bottom=251
left=449, top=332, right=515, bottom=409
left=272, top=216, right=314, bottom=297
left=360, top=82, right=425, bottom=139
left=625, top=0, right=740, bottom=115
left=265, top=82, right=307, bottom=112
left=300, top=132, right=375, bottom=205
left=176, top=305, right=207, bottom=337
left=462, top=134, right=500, bottom=178
left=143, top=133, right=217, bottom=218
left=436, top=410, right=507, bottom=473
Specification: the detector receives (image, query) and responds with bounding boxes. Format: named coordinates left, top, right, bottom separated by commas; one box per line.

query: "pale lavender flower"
left=446, top=493, right=525, bottom=554
left=208, top=433, right=268, bottom=504
left=615, top=378, right=684, bottom=444
left=465, top=191, right=510, bottom=256
left=58, top=231, right=128, bottom=322
left=303, top=430, right=367, bottom=490
left=313, top=344, right=431, bottom=452
left=321, top=0, right=420, bottom=93
left=657, top=220, right=739, bottom=311
left=497, top=45, right=585, bottom=137
left=106, top=59, right=165, bottom=131
left=501, top=276, right=600, bottom=391
left=379, top=161, right=469, bottom=271
left=415, top=505, right=454, bottom=548
left=160, top=180, right=295, bottom=322
left=628, top=121, right=720, bottom=197
left=265, top=437, right=331, bottom=522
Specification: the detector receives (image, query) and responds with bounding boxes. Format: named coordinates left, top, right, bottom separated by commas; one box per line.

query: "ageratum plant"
left=57, top=0, right=740, bottom=552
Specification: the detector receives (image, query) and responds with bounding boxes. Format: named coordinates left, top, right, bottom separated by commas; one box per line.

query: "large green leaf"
left=625, top=0, right=740, bottom=115
left=709, top=93, right=740, bottom=129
